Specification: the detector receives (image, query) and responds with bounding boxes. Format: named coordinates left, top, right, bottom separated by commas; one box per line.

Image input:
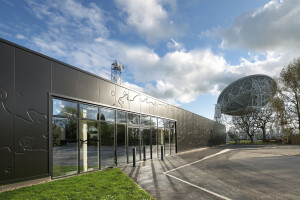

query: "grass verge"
left=0, top=168, right=155, bottom=200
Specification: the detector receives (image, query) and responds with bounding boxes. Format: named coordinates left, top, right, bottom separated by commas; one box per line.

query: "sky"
left=1, top=0, right=300, bottom=120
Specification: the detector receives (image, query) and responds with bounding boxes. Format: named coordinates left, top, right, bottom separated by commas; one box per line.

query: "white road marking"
left=165, top=173, right=232, bottom=200
left=164, top=149, right=231, bottom=174
left=163, top=149, right=232, bottom=200
left=177, top=147, right=208, bottom=155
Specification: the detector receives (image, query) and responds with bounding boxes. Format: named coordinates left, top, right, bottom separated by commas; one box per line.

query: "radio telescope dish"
left=215, top=74, right=274, bottom=121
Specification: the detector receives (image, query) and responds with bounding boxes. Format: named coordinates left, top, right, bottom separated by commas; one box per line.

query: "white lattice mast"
left=111, top=60, right=124, bottom=85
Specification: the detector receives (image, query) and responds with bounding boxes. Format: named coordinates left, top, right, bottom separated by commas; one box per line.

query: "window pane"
left=170, top=129, right=176, bottom=155
left=117, top=124, right=126, bottom=165
left=116, top=110, right=127, bottom=123
left=164, top=120, right=170, bottom=128
left=164, top=129, right=170, bottom=156
left=80, top=120, right=99, bottom=173
left=53, top=99, right=77, bottom=118
left=141, top=115, right=151, bottom=126
left=151, top=117, right=157, bottom=127
left=101, top=122, right=115, bottom=168
left=128, top=127, right=140, bottom=163
left=52, top=117, right=77, bottom=140
left=152, top=128, right=157, bottom=159
left=80, top=104, right=98, bottom=120
left=141, top=128, right=151, bottom=160
left=157, top=128, right=164, bottom=158
left=170, top=121, right=175, bottom=128
left=52, top=117, right=78, bottom=177
left=128, top=113, right=140, bottom=125
left=157, top=118, right=164, bottom=128
left=100, top=108, right=115, bottom=122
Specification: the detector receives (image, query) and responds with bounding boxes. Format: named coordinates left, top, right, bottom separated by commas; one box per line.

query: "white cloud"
left=114, top=0, right=182, bottom=43
left=167, top=38, right=185, bottom=50
left=22, top=0, right=294, bottom=107
left=218, top=0, right=300, bottom=53
left=16, top=34, right=27, bottom=39
left=201, top=0, right=300, bottom=84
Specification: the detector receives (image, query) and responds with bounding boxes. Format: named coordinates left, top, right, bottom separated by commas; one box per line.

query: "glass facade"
left=128, top=127, right=140, bottom=162
left=52, top=98, right=176, bottom=178
left=116, top=124, right=126, bottom=165
left=52, top=99, right=78, bottom=177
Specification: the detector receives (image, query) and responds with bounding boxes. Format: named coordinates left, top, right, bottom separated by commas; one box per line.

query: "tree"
left=271, top=58, right=300, bottom=134
left=232, top=109, right=257, bottom=143
left=252, top=106, right=274, bottom=142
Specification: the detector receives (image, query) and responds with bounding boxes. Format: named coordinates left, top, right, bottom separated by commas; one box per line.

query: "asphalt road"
left=121, top=145, right=300, bottom=200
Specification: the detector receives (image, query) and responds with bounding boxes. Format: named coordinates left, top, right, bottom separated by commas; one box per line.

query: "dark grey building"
left=0, top=38, right=225, bottom=186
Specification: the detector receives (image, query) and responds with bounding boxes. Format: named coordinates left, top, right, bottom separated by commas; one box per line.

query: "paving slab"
left=121, top=145, right=300, bottom=200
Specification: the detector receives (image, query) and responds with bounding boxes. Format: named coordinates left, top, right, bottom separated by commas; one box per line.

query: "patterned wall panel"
left=0, top=42, right=14, bottom=182
left=140, top=94, right=150, bottom=114
left=148, top=97, right=157, bottom=116
left=115, top=85, right=129, bottom=109
left=78, top=71, right=100, bottom=103
left=156, top=101, right=165, bottom=118
left=128, top=90, right=140, bottom=113
left=100, top=79, right=115, bottom=107
left=15, top=48, right=50, bottom=179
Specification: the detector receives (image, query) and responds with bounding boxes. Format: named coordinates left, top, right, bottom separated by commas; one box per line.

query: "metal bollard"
left=143, top=145, right=146, bottom=161
left=161, top=145, right=164, bottom=161
left=133, top=147, right=136, bottom=167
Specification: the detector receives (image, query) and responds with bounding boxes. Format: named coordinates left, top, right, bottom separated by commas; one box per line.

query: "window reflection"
left=152, top=127, right=158, bottom=158
left=53, top=99, right=77, bottom=118
left=80, top=104, right=98, bottom=120
left=157, top=128, right=164, bottom=158
left=101, top=122, right=115, bottom=168
left=128, top=113, right=140, bottom=125
left=141, top=115, right=151, bottom=126
left=116, top=110, right=127, bottom=123
left=141, top=128, right=151, bottom=159
left=100, top=108, right=115, bottom=122
left=164, top=129, right=170, bottom=156
left=158, top=118, right=164, bottom=128
left=52, top=117, right=78, bottom=177
left=170, top=121, right=175, bottom=128
left=170, top=129, right=176, bottom=155
left=80, top=120, right=99, bottom=172
left=128, top=127, right=140, bottom=162
left=117, top=124, right=126, bottom=165
left=151, top=117, right=157, bottom=127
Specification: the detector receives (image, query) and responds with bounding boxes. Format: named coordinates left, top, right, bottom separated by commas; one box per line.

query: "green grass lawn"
left=0, top=168, right=155, bottom=200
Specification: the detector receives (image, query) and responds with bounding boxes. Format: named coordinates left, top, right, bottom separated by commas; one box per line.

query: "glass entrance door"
left=164, top=129, right=170, bottom=156
left=80, top=120, right=99, bottom=172
left=141, top=128, right=151, bottom=160
left=116, top=124, right=126, bottom=165
left=128, top=127, right=140, bottom=163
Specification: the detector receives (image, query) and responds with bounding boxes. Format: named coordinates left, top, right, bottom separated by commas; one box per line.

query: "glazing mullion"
left=77, top=102, right=80, bottom=174
left=98, top=106, right=101, bottom=170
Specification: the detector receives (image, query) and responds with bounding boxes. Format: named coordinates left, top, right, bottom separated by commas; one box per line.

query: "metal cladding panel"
left=176, top=109, right=226, bottom=152
left=115, top=85, right=129, bottom=109
left=99, top=79, right=115, bottom=106
left=52, top=61, right=78, bottom=98
left=148, top=97, right=157, bottom=116
left=128, top=90, right=140, bottom=113
left=164, top=104, right=170, bottom=118
left=156, top=101, right=165, bottom=117
left=140, top=94, right=149, bottom=114
left=170, top=106, right=175, bottom=119
left=78, top=71, right=100, bottom=103
left=14, top=48, right=50, bottom=179
left=0, top=42, right=14, bottom=182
